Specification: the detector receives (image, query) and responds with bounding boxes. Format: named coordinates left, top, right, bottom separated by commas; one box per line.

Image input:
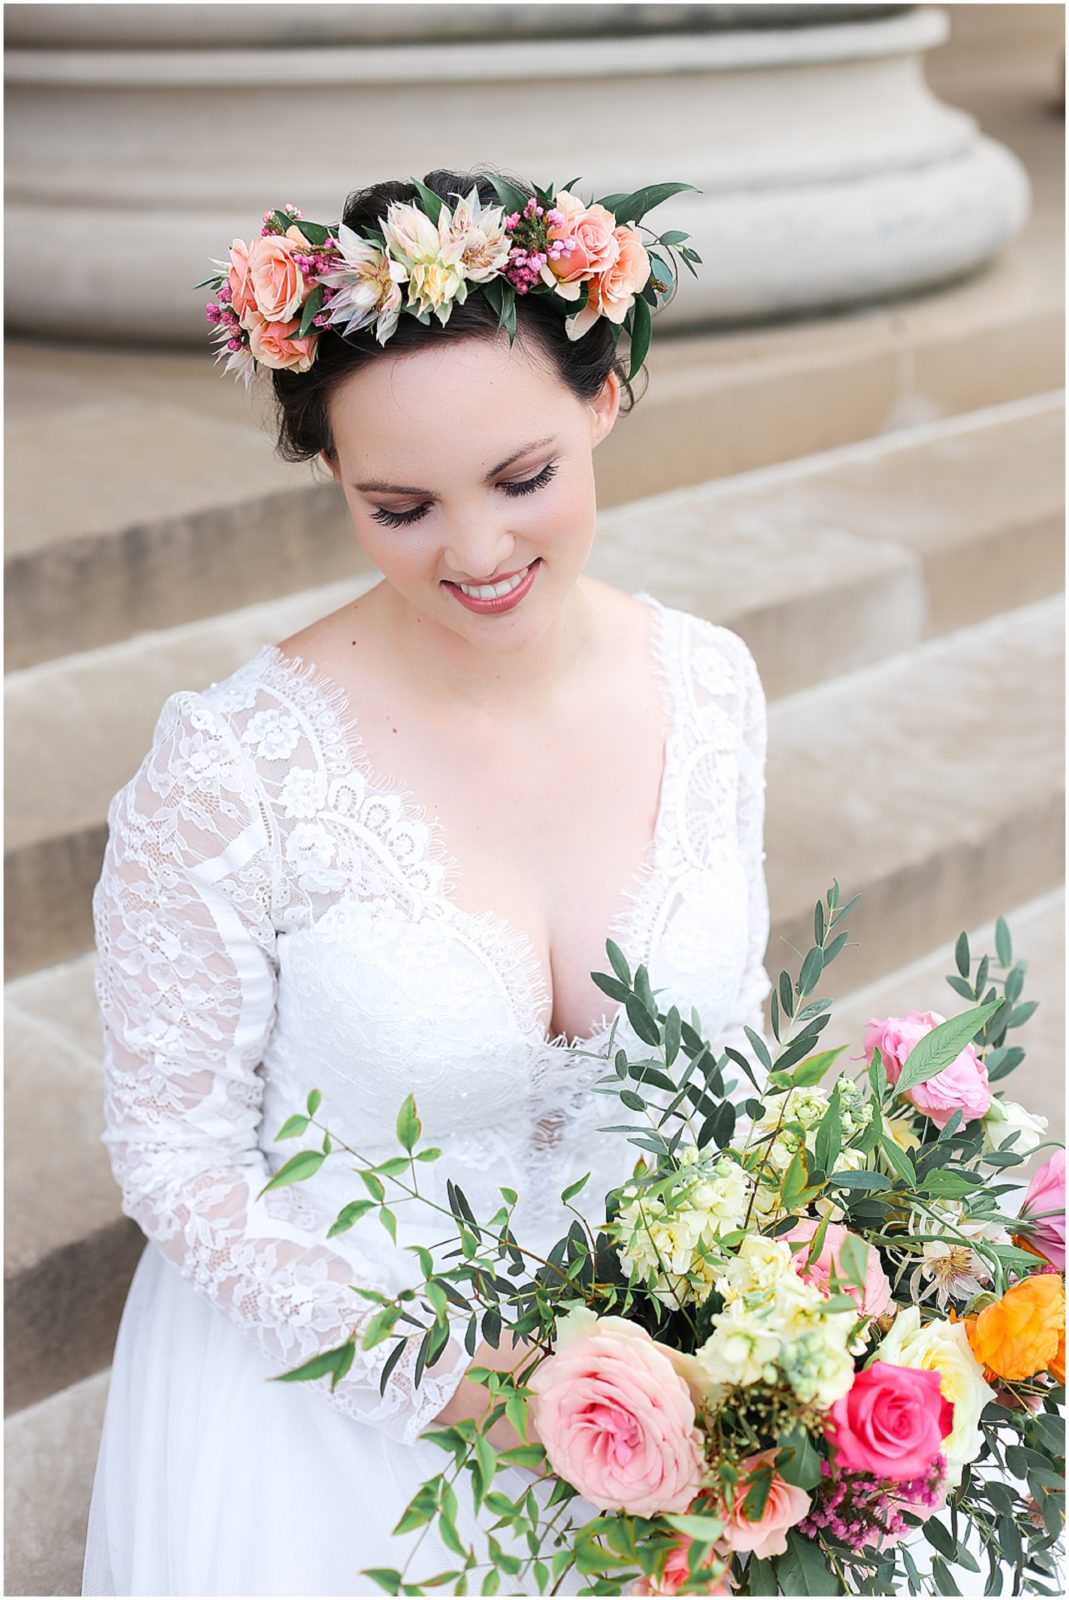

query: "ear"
left=590, top=368, right=622, bottom=450
left=319, top=447, right=340, bottom=482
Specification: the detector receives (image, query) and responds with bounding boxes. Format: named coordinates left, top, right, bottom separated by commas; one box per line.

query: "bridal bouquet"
left=264, top=883, right=1065, bottom=1596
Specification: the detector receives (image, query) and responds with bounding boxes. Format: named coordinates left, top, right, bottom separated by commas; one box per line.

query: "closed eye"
left=369, top=461, right=559, bottom=529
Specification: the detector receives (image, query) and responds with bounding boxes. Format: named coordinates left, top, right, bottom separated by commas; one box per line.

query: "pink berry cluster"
left=503, top=194, right=577, bottom=295
left=797, top=1453, right=947, bottom=1553
left=204, top=297, right=243, bottom=351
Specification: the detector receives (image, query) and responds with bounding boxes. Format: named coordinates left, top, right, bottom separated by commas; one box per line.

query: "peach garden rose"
left=226, top=239, right=257, bottom=321
left=580, top=226, right=652, bottom=329
left=528, top=1307, right=705, bottom=1518
left=245, top=312, right=317, bottom=374
left=247, top=232, right=305, bottom=322
left=717, top=1451, right=812, bottom=1561
left=633, top=1532, right=732, bottom=1596
left=544, top=192, right=620, bottom=290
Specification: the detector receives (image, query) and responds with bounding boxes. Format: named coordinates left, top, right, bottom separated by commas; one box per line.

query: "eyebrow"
left=353, top=436, right=558, bottom=496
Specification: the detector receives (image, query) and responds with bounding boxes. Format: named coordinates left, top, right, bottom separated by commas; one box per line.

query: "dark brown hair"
left=269, top=166, right=643, bottom=466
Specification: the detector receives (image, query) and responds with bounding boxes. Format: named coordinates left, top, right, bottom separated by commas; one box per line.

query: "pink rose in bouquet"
left=528, top=1308, right=704, bottom=1518
left=1016, top=1148, right=1066, bottom=1271
left=863, top=1010, right=991, bottom=1128
left=825, top=1361, right=954, bottom=1482
left=718, top=1451, right=812, bottom=1561
left=782, top=1220, right=892, bottom=1317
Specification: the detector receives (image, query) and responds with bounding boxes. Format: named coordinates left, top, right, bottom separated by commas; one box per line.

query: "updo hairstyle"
left=269, top=166, right=644, bottom=468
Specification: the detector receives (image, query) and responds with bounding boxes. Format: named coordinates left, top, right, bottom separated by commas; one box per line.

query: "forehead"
left=329, top=336, right=572, bottom=463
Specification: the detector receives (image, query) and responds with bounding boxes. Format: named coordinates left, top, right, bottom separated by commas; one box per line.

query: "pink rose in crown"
left=528, top=1308, right=705, bottom=1518
left=718, top=1451, right=812, bottom=1561
left=781, top=1220, right=893, bottom=1318
left=863, top=1010, right=991, bottom=1129
left=825, top=1362, right=954, bottom=1482
left=1017, top=1148, right=1066, bottom=1271
left=248, top=232, right=306, bottom=322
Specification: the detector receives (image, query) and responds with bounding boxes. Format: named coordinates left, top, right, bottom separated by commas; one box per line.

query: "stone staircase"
left=5, top=362, right=1064, bottom=1590
left=5, top=44, right=1066, bottom=1579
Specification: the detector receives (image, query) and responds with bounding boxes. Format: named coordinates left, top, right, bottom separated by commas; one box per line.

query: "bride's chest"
left=353, top=686, right=668, bottom=1045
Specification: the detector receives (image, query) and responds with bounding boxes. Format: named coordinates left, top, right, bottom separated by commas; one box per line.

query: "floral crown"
left=197, top=173, right=702, bottom=389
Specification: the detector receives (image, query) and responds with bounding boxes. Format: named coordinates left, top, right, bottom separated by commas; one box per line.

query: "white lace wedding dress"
left=80, top=590, right=773, bottom=1596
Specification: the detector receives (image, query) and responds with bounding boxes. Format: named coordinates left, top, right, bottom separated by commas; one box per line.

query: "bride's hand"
left=432, top=1332, right=543, bottom=1454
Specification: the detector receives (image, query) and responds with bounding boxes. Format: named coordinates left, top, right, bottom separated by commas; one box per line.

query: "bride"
left=81, top=168, right=772, bottom=1595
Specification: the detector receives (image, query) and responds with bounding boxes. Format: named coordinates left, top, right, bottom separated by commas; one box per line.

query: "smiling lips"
left=445, top=559, right=542, bottom=613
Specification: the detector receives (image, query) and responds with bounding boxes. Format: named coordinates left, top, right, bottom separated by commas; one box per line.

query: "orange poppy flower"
left=967, top=1274, right=1065, bottom=1383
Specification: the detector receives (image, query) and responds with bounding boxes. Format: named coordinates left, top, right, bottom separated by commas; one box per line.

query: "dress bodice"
left=92, top=589, right=772, bottom=1445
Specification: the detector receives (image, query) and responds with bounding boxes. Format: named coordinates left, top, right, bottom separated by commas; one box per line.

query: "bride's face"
left=321, top=332, right=620, bottom=645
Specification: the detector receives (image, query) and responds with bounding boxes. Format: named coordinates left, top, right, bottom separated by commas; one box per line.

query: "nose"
left=442, top=528, right=517, bottom=585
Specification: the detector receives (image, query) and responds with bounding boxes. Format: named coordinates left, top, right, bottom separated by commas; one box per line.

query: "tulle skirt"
left=81, top=1240, right=579, bottom=1597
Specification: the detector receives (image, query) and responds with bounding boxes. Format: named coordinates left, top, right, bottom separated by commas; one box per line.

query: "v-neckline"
left=256, top=589, right=679, bottom=1054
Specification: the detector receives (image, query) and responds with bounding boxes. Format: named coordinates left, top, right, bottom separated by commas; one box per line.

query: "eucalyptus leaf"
left=896, top=999, right=1004, bottom=1095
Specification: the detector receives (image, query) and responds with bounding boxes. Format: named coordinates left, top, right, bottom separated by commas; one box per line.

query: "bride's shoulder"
left=633, top=586, right=762, bottom=689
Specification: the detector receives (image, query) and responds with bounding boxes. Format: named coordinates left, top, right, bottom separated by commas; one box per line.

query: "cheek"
left=533, top=470, right=596, bottom=555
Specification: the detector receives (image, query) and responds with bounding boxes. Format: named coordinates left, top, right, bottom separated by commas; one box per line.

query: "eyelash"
left=369, top=461, right=560, bottom=528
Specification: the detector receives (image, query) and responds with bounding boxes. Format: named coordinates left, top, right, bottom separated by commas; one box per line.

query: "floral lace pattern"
left=92, top=590, right=772, bottom=1445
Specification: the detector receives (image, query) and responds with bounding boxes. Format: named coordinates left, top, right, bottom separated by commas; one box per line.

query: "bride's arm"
left=93, top=688, right=471, bottom=1446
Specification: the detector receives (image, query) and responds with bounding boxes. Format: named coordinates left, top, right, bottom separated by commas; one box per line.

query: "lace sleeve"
left=92, top=689, right=470, bottom=1446
left=719, top=633, right=774, bottom=1069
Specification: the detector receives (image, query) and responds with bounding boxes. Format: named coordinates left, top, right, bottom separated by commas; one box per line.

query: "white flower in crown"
left=317, top=223, right=408, bottom=345
left=437, top=185, right=512, bottom=283
left=211, top=326, right=257, bottom=388
left=380, top=199, right=469, bottom=326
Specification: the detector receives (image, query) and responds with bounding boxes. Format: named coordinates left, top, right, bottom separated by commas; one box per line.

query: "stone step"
left=4, top=1367, right=110, bottom=1597
left=766, top=593, right=1064, bottom=998
left=5, top=601, right=1063, bottom=1416
left=4, top=885, right=1062, bottom=1449
left=6, top=392, right=1062, bottom=978
left=5, top=224, right=1062, bottom=672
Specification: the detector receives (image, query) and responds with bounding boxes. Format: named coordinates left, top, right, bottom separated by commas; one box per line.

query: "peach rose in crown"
left=781, top=1219, right=893, bottom=1318
left=248, top=233, right=306, bottom=322
left=528, top=1307, right=705, bottom=1519
left=226, top=239, right=257, bottom=321
left=245, top=311, right=317, bottom=374
left=863, top=1010, right=991, bottom=1129
left=545, top=193, right=620, bottom=287
left=583, top=226, right=652, bottom=327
